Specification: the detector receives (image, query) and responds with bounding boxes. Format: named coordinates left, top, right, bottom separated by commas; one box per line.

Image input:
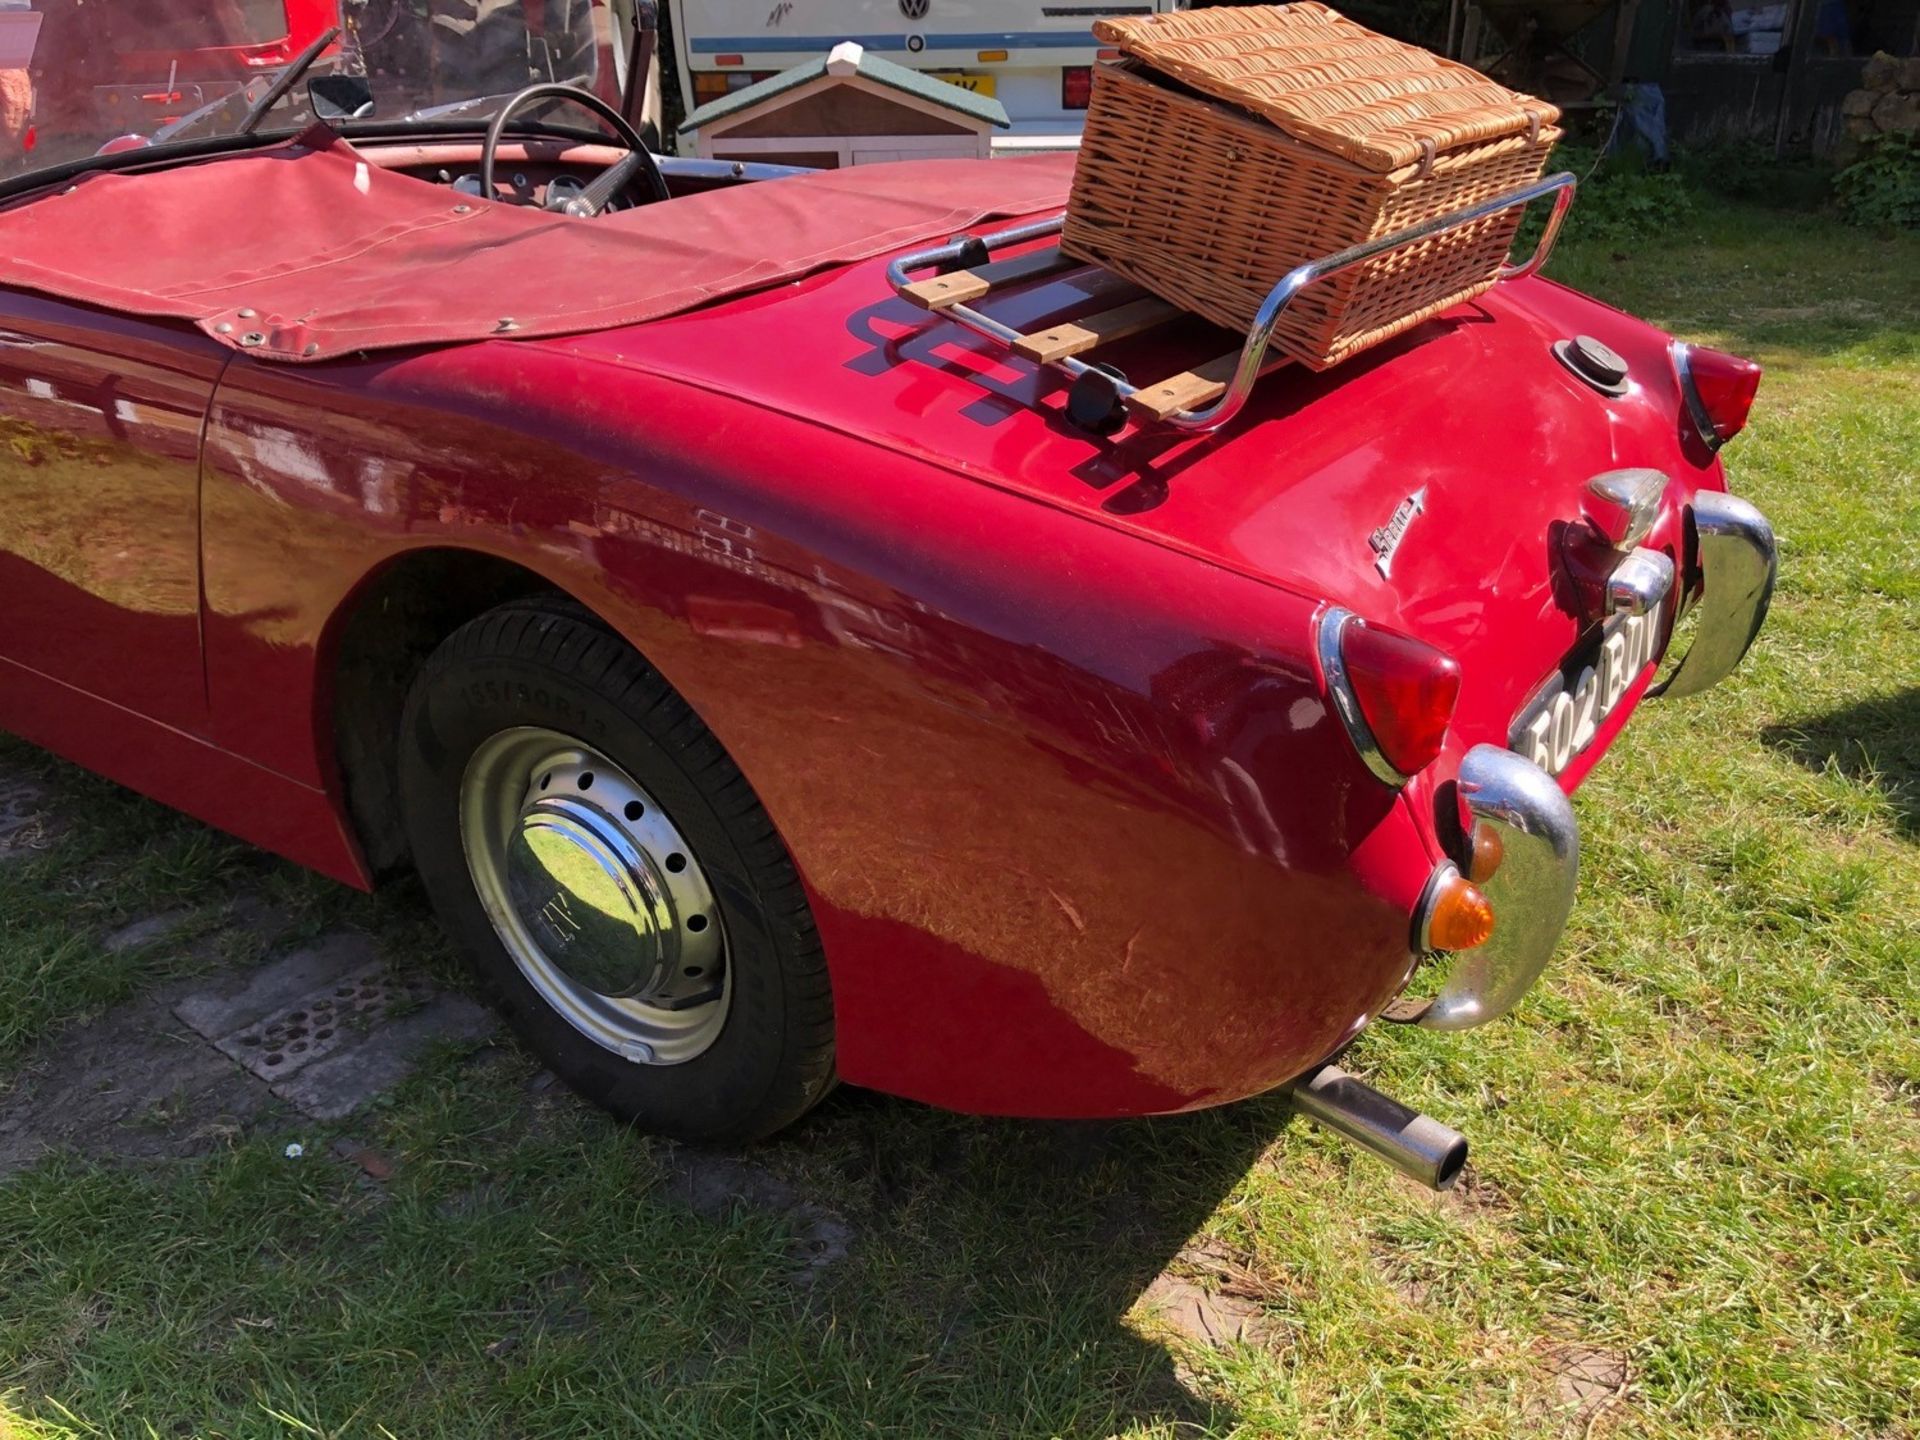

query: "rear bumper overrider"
left=1406, top=745, right=1581, bottom=1031
left=1654, top=489, right=1778, bottom=700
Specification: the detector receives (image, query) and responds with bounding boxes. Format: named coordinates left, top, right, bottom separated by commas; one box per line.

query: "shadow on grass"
left=1763, top=686, right=1920, bottom=840
left=751, top=1086, right=1289, bottom=1434
left=3, top=1033, right=1289, bottom=1435
left=0, top=739, right=1292, bottom=1434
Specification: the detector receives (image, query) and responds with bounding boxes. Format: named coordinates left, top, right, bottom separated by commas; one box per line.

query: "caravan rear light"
left=715, top=53, right=743, bottom=66
left=1062, top=66, right=1092, bottom=109
left=1674, top=342, right=1762, bottom=449
left=1319, top=609, right=1461, bottom=784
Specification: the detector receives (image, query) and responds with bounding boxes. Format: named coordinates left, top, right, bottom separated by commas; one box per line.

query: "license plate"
left=930, top=72, right=996, bottom=96
left=1510, top=609, right=1661, bottom=776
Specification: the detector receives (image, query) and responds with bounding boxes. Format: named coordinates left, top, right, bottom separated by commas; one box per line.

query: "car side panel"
left=199, top=344, right=1430, bottom=1116
left=0, top=296, right=218, bottom=734
left=0, top=648, right=365, bottom=882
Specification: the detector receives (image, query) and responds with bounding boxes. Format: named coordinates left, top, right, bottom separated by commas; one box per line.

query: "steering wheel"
left=480, top=83, right=669, bottom=216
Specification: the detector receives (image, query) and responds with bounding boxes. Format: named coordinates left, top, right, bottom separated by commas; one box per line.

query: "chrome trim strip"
left=690, top=29, right=1116, bottom=52
left=1672, top=341, right=1723, bottom=452
left=657, top=155, right=816, bottom=182
left=888, top=172, right=1578, bottom=435
left=1654, top=490, right=1778, bottom=700
left=1316, top=606, right=1405, bottom=788
left=1414, top=745, right=1579, bottom=1032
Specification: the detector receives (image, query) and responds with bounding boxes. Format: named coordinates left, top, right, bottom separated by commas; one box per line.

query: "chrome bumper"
left=1384, top=493, right=1772, bottom=1034
left=1401, top=745, right=1581, bottom=1032
left=1655, top=490, right=1778, bottom=700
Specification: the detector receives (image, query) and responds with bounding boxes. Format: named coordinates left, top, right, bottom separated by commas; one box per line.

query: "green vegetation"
left=1, top=194, right=1917, bottom=1438
left=1835, top=132, right=1920, bottom=229
left=1545, top=145, right=1696, bottom=245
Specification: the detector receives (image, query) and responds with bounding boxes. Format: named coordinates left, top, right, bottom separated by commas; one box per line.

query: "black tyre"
left=397, top=598, right=835, bottom=1143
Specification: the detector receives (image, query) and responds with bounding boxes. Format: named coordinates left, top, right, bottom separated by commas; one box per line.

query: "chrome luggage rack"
left=886, top=171, right=1576, bottom=436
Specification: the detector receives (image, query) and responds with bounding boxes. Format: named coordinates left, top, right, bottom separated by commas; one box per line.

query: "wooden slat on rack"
left=1126, top=353, right=1243, bottom=422
left=899, top=246, right=1077, bottom=310
left=1012, top=297, right=1182, bottom=364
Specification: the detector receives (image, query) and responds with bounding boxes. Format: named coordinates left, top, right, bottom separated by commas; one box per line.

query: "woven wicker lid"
left=1092, top=3, right=1559, bottom=174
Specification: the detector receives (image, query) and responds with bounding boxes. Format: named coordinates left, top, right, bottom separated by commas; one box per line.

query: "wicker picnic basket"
left=1060, top=4, right=1561, bottom=370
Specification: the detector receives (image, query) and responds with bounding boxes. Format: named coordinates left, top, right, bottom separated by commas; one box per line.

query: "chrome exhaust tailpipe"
left=1285, top=1064, right=1468, bottom=1191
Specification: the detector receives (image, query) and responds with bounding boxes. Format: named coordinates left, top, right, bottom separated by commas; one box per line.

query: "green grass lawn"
left=1, top=198, right=1917, bottom=1439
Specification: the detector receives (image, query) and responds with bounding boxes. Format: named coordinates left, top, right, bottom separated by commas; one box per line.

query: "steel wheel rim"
left=459, top=727, right=730, bottom=1066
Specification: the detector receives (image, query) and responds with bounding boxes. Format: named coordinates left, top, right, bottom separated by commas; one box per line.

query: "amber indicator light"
left=1427, top=873, right=1495, bottom=951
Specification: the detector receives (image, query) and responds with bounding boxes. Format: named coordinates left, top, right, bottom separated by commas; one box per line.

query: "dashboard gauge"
left=546, top=175, right=588, bottom=212
left=451, top=173, right=486, bottom=197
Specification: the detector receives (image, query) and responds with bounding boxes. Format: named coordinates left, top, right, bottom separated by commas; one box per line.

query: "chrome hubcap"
left=460, top=728, right=729, bottom=1065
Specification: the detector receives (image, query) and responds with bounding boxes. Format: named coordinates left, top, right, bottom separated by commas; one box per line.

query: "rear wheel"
left=397, top=599, right=835, bottom=1143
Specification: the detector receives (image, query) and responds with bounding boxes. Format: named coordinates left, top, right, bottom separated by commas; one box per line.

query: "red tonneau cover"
left=0, top=129, right=1074, bottom=362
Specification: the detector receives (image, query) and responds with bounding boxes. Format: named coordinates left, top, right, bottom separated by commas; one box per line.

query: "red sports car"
left=0, top=9, right=1774, bottom=1187
left=5, top=0, right=339, bottom=167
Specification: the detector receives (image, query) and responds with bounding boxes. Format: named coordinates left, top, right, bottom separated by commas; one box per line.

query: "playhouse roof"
left=679, top=41, right=1012, bottom=135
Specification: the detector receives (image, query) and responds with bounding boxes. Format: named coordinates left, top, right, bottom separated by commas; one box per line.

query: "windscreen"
left=0, top=0, right=611, bottom=176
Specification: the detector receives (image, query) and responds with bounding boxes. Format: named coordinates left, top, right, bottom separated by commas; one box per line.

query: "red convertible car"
left=0, top=11, right=1774, bottom=1187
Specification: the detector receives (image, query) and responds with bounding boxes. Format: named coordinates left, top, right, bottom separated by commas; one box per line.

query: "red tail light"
left=1328, top=615, right=1461, bottom=781
left=1062, top=66, right=1092, bottom=109
left=1676, top=343, right=1762, bottom=448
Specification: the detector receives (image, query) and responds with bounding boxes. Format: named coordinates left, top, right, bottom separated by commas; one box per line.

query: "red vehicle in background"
left=4, top=0, right=335, bottom=166
left=4, top=1, right=633, bottom=168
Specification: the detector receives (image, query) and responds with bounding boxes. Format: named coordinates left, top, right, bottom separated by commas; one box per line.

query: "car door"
left=0, top=293, right=223, bottom=734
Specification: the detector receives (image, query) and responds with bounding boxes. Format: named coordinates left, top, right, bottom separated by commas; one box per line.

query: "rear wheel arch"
left=323, top=548, right=591, bottom=878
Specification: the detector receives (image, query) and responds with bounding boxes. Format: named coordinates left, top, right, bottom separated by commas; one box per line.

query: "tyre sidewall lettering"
left=459, top=673, right=608, bottom=740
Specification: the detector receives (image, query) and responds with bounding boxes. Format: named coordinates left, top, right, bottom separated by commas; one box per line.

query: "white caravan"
left=667, top=0, right=1185, bottom=154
